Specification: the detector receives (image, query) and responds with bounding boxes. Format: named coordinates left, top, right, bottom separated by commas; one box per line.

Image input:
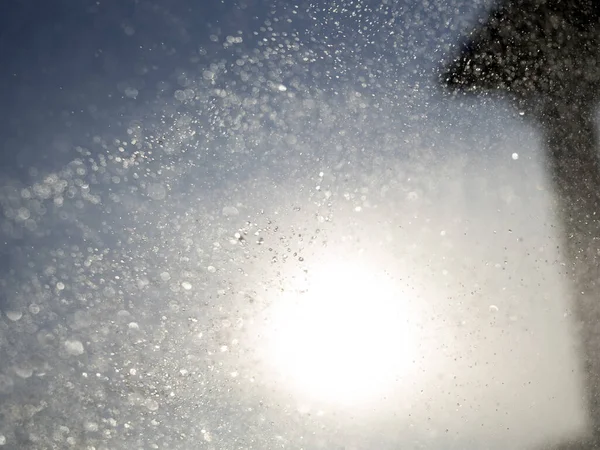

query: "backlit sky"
left=0, top=1, right=590, bottom=448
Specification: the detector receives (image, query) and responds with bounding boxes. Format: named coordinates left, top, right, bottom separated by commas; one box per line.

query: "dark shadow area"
left=440, top=1, right=600, bottom=448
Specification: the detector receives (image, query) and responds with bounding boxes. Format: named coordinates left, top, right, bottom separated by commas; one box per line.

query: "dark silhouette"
left=440, top=1, right=600, bottom=448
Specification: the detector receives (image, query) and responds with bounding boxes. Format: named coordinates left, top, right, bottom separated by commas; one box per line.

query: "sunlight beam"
left=263, top=259, right=419, bottom=407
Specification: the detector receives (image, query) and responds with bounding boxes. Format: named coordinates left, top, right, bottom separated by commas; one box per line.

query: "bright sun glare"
left=264, top=259, right=418, bottom=407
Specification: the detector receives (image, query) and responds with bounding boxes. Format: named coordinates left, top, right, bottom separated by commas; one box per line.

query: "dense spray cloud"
left=0, top=1, right=589, bottom=449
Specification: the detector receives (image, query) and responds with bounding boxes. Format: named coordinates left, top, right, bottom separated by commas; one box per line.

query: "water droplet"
left=160, top=272, right=171, bottom=281
left=147, top=183, right=167, bottom=200
left=145, top=398, right=159, bottom=411
left=222, top=206, right=239, bottom=216
left=84, top=422, right=99, bottom=432
left=64, top=339, right=85, bottom=356
left=124, top=87, right=139, bottom=99
left=5, top=310, right=22, bottom=321
left=13, top=365, right=33, bottom=379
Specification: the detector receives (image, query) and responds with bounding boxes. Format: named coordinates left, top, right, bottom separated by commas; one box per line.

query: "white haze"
left=0, top=0, right=589, bottom=448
